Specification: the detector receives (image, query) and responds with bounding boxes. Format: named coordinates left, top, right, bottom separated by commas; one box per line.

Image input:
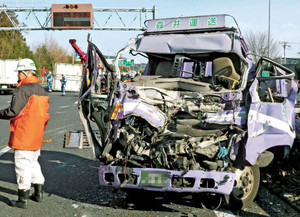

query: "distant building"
left=285, top=58, right=300, bottom=65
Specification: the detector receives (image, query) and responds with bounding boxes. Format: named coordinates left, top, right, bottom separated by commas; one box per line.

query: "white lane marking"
left=59, top=106, right=70, bottom=109
left=56, top=130, right=67, bottom=135
left=0, top=146, right=11, bottom=157
left=55, top=111, right=67, bottom=114
left=44, top=124, right=75, bottom=134
left=214, top=210, right=235, bottom=217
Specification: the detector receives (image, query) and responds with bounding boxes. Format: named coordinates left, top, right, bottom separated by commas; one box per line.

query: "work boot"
left=30, top=184, right=43, bottom=202
left=10, top=189, right=30, bottom=209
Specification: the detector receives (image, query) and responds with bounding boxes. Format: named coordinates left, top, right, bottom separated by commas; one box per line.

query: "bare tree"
left=45, top=36, right=72, bottom=63
left=32, top=36, right=72, bottom=74
left=244, top=31, right=280, bottom=63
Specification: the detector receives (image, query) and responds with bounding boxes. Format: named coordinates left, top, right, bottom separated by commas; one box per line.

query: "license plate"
left=140, top=171, right=168, bottom=187
left=2, top=85, right=7, bottom=89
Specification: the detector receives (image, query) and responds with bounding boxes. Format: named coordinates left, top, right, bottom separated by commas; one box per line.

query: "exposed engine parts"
left=103, top=112, right=244, bottom=172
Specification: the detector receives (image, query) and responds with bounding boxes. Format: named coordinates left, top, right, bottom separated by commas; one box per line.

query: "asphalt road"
left=0, top=90, right=299, bottom=217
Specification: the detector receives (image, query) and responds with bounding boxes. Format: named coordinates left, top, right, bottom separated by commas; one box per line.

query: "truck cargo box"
left=52, top=63, right=83, bottom=92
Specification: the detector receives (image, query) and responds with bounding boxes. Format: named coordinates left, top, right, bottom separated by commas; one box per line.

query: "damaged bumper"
left=99, top=165, right=236, bottom=195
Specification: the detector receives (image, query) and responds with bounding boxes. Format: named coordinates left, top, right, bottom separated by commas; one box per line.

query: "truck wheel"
left=226, top=165, right=260, bottom=210
left=124, top=189, right=157, bottom=208
left=193, top=193, right=223, bottom=210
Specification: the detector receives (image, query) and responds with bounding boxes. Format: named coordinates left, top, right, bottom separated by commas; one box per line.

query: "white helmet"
left=16, top=58, right=36, bottom=73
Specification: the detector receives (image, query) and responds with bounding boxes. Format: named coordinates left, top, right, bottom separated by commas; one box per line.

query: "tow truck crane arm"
left=69, top=38, right=114, bottom=72
left=69, top=39, right=87, bottom=64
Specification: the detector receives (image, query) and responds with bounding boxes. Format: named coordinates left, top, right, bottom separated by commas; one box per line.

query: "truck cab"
left=76, top=14, right=297, bottom=210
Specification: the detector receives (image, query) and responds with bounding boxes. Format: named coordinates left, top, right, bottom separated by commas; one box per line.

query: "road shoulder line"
left=0, top=146, right=11, bottom=157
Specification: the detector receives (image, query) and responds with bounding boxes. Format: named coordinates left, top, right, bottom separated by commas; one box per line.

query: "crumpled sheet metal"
left=99, top=165, right=236, bottom=195
left=136, top=32, right=244, bottom=58
left=116, top=98, right=166, bottom=129
left=203, top=106, right=246, bottom=126
left=245, top=79, right=297, bottom=165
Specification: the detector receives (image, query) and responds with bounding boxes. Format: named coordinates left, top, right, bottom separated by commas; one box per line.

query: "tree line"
left=0, top=9, right=72, bottom=76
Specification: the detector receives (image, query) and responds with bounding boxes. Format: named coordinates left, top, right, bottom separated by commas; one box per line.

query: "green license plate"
left=140, top=171, right=168, bottom=187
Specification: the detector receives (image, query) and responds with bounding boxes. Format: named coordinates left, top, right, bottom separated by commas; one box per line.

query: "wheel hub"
left=242, top=177, right=249, bottom=187
left=234, top=167, right=254, bottom=199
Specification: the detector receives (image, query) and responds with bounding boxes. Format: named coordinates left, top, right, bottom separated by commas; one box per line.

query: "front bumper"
left=99, top=165, right=236, bottom=195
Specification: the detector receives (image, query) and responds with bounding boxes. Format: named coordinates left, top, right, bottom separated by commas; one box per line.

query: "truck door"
left=245, top=57, right=297, bottom=165
left=78, top=40, right=115, bottom=159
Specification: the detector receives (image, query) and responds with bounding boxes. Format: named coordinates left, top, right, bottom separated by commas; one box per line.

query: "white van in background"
left=0, top=59, right=18, bottom=94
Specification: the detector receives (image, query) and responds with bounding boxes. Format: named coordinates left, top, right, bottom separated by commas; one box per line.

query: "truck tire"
left=193, top=193, right=223, bottom=210
left=124, top=189, right=157, bottom=207
left=226, top=165, right=260, bottom=210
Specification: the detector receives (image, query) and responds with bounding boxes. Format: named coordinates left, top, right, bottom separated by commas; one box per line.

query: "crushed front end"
left=77, top=15, right=297, bottom=209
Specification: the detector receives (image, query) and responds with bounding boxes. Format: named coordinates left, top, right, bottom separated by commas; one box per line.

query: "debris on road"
left=72, top=204, right=79, bottom=209
left=64, top=131, right=94, bottom=149
left=261, top=144, right=300, bottom=212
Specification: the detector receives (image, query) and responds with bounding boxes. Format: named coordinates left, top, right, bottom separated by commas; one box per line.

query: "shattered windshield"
left=137, top=52, right=246, bottom=92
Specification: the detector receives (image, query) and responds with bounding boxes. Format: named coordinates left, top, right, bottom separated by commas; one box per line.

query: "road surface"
left=0, top=91, right=298, bottom=217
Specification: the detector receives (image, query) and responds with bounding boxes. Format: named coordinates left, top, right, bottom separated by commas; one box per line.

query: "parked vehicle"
left=52, top=63, right=83, bottom=92
left=0, top=59, right=18, bottom=94
left=76, top=14, right=297, bottom=210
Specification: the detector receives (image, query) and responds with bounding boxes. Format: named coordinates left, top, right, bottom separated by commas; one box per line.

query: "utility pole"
left=268, top=0, right=271, bottom=57
left=280, top=42, right=291, bottom=64
left=280, top=42, right=300, bottom=64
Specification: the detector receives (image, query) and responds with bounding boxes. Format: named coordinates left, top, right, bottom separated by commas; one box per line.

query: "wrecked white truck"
left=76, top=15, right=297, bottom=209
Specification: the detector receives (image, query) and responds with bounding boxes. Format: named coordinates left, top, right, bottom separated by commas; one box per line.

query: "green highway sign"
left=123, top=59, right=134, bottom=66
left=113, top=59, right=134, bottom=66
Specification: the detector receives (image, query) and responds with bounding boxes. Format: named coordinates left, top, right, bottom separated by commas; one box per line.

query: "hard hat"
left=49, top=71, right=52, bottom=74
left=16, top=58, right=36, bottom=73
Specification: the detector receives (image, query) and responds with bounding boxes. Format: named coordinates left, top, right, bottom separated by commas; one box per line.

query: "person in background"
left=60, top=74, right=66, bottom=96
left=45, top=71, right=52, bottom=92
left=0, top=58, right=49, bottom=209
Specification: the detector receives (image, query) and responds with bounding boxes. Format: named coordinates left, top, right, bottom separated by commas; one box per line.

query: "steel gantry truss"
left=0, top=6, right=156, bottom=31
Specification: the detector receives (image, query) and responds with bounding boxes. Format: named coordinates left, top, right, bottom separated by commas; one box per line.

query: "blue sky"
left=3, top=0, right=300, bottom=59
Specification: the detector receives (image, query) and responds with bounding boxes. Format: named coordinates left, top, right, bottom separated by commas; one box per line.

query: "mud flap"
left=255, top=151, right=274, bottom=167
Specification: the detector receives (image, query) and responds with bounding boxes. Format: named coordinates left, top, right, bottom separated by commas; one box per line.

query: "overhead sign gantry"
left=0, top=4, right=155, bottom=31
left=51, top=4, right=94, bottom=29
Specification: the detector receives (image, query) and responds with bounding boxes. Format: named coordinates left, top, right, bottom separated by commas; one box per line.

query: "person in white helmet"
left=45, top=71, right=53, bottom=92
left=0, top=58, right=49, bottom=209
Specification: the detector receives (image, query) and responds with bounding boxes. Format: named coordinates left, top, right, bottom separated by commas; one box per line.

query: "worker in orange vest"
left=0, top=58, right=50, bottom=209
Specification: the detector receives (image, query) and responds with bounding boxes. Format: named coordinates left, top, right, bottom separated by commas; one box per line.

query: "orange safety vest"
left=8, top=76, right=49, bottom=150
